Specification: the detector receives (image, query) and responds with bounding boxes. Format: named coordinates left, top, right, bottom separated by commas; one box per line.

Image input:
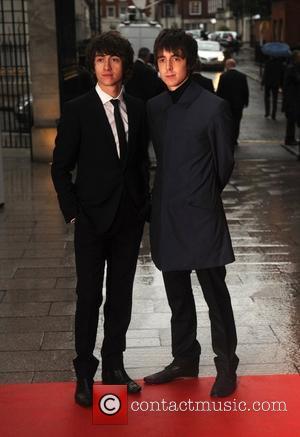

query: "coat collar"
left=154, top=80, right=204, bottom=112
left=174, top=79, right=204, bottom=105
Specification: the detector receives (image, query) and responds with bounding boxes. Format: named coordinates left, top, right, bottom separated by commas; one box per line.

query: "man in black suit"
left=125, top=47, right=165, bottom=101
left=143, top=30, right=239, bottom=397
left=262, top=56, right=284, bottom=120
left=51, top=32, right=149, bottom=406
left=192, top=59, right=215, bottom=93
left=217, top=58, right=249, bottom=146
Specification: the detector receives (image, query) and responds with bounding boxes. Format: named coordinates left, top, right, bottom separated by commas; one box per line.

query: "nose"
left=103, top=57, right=111, bottom=70
left=166, top=58, right=173, bottom=72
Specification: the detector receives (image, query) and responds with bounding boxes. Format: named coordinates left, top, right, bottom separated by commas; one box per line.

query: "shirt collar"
left=95, top=83, right=125, bottom=105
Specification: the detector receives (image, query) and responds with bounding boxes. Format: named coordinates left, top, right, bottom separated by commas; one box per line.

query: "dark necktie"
left=110, top=99, right=127, bottom=160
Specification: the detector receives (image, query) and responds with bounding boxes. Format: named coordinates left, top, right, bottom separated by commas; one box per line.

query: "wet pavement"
left=0, top=52, right=299, bottom=384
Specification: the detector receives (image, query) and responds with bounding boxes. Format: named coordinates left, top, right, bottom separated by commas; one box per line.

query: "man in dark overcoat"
left=261, top=56, right=284, bottom=120
left=143, top=29, right=239, bottom=397
left=217, top=58, right=249, bottom=146
left=283, top=50, right=300, bottom=145
left=51, top=32, right=149, bottom=406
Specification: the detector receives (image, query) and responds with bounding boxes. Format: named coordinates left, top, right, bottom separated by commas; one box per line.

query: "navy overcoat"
left=147, top=80, right=235, bottom=271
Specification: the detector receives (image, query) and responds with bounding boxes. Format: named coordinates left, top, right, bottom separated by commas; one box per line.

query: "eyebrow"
left=157, top=50, right=185, bottom=58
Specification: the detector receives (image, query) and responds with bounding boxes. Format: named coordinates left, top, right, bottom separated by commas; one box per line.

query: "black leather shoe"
left=210, top=373, right=237, bottom=397
left=75, top=378, right=93, bottom=407
left=144, top=360, right=199, bottom=385
left=102, top=369, right=141, bottom=394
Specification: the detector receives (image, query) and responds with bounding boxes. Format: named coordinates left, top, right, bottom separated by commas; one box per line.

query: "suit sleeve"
left=216, top=74, right=225, bottom=98
left=209, top=79, right=215, bottom=94
left=146, top=101, right=158, bottom=153
left=244, top=75, right=249, bottom=107
left=208, top=100, right=234, bottom=192
left=139, top=103, right=150, bottom=196
left=51, top=101, right=80, bottom=223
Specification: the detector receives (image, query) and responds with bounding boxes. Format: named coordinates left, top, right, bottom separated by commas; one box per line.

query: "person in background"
left=262, top=56, right=284, bottom=120
left=217, top=58, right=249, bottom=146
left=192, top=59, right=215, bottom=93
left=125, top=47, right=165, bottom=101
left=282, top=50, right=300, bottom=146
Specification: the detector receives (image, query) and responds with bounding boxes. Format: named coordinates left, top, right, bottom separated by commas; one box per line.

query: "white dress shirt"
left=95, top=83, right=128, bottom=158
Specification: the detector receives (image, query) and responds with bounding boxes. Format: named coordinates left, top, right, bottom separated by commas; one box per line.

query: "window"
left=208, top=0, right=223, bottom=14
left=189, top=1, right=202, bottom=16
left=119, top=4, right=127, bottom=17
left=107, top=6, right=115, bottom=18
left=163, top=3, right=175, bottom=18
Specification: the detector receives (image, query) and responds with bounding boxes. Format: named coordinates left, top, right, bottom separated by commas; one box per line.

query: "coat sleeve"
left=208, top=100, right=234, bottom=192
left=51, top=101, right=80, bottom=223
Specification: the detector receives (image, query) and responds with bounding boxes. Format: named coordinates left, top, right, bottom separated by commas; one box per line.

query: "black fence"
left=0, top=0, right=31, bottom=148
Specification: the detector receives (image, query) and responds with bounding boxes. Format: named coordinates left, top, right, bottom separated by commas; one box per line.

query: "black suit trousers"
left=231, top=108, right=243, bottom=145
left=264, top=85, right=279, bottom=118
left=73, top=191, right=144, bottom=379
left=162, top=266, right=238, bottom=369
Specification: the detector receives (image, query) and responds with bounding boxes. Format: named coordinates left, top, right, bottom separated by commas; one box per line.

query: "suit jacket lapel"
left=89, top=89, right=120, bottom=163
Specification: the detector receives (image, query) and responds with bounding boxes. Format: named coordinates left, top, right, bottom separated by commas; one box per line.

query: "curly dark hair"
left=153, top=29, right=198, bottom=73
left=86, top=31, right=134, bottom=82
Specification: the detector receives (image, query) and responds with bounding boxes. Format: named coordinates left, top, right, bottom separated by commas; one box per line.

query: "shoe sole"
left=75, top=396, right=92, bottom=408
left=102, top=380, right=142, bottom=393
left=210, top=385, right=237, bottom=398
left=144, top=372, right=199, bottom=385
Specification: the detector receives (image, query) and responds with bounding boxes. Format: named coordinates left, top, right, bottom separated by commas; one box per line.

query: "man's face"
left=94, top=53, right=123, bottom=89
left=157, top=49, right=188, bottom=91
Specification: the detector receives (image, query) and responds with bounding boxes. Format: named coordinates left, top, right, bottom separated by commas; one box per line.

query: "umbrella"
left=262, top=42, right=291, bottom=58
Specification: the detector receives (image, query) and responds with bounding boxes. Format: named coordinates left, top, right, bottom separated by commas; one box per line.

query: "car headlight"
left=217, top=53, right=225, bottom=61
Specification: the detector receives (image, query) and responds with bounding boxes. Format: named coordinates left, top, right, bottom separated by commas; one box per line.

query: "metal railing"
left=0, top=0, right=31, bottom=148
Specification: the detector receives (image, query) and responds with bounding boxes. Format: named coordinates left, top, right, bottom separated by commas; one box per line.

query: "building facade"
left=271, top=0, right=300, bottom=48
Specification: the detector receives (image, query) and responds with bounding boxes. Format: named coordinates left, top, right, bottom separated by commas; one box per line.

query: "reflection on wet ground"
left=0, top=153, right=299, bottom=383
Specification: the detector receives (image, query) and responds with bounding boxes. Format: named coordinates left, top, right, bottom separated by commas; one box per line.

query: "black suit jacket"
left=192, top=72, right=215, bottom=93
left=148, top=81, right=235, bottom=271
left=51, top=89, right=149, bottom=233
left=217, top=69, right=249, bottom=111
left=262, top=58, right=284, bottom=88
left=125, top=59, right=165, bottom=101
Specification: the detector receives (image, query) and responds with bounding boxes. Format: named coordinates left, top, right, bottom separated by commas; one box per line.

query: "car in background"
left=186, top=28, right=208, bottom=40
left=208, top=31, right=241, bottom=53
left=196, top=40, right=225, bottom=70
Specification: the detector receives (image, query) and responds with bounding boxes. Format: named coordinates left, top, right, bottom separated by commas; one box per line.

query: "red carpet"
left=0, top=375, right=299, bottom=437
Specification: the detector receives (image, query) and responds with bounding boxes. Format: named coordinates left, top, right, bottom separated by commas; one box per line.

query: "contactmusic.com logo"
left=93, top=385, right=128, bottom=425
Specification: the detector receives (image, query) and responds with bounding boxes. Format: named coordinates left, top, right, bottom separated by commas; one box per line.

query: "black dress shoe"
left=75, top=378, right=93, bottom=407
left=210, top=373, right=237, bottom=397
left=102, top=369, right=141, bottom=394
left=144, top=360, right=199, bottom=384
